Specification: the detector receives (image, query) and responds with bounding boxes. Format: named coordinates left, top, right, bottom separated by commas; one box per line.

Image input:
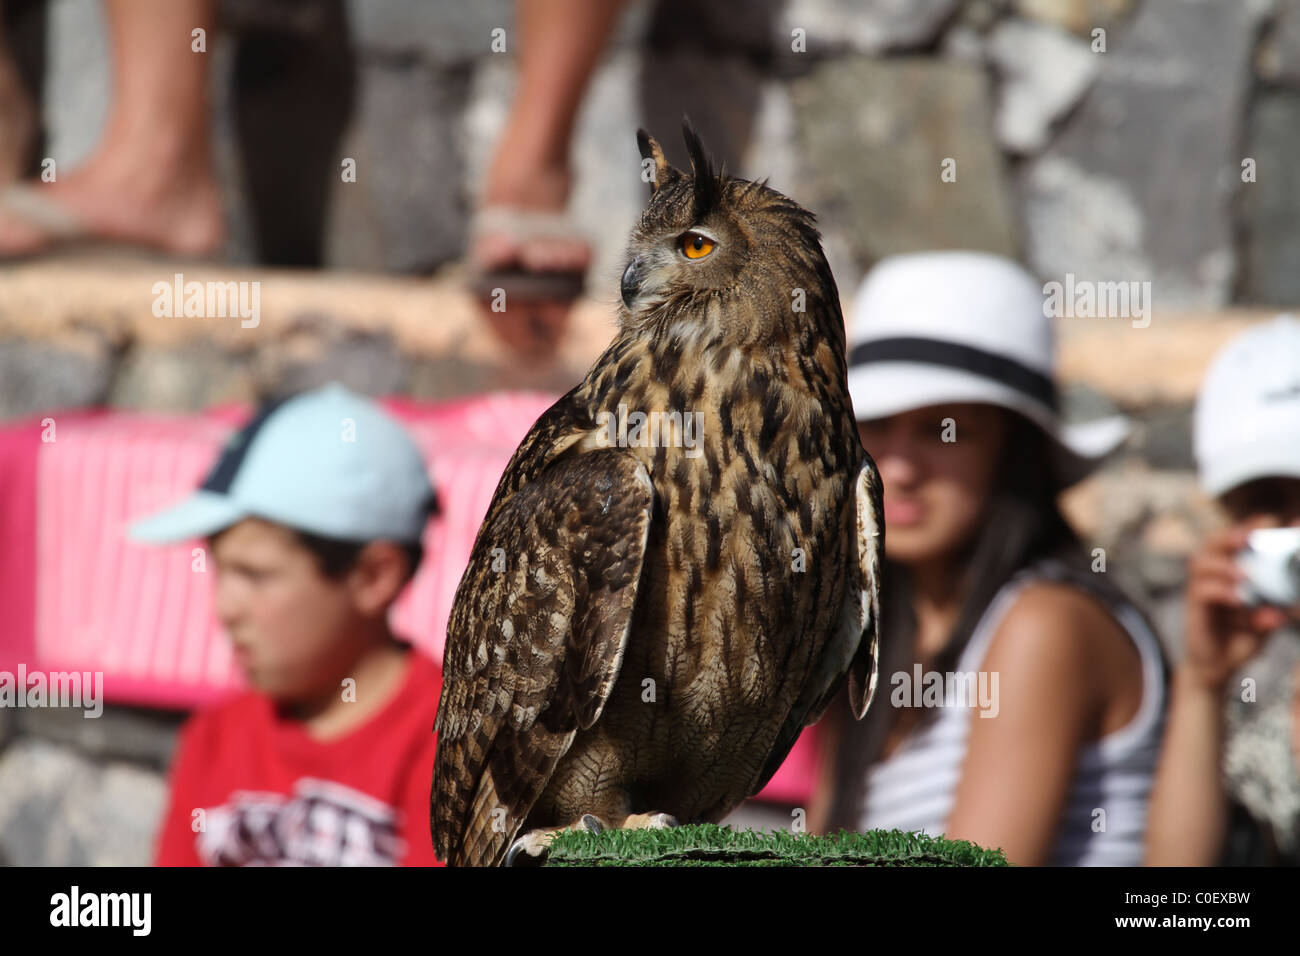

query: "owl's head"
left=620, top=121, right=838, bottom=343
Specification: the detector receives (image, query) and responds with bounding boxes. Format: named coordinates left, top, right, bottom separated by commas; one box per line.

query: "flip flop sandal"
left=0, top=183, right=220, bottom=265
left=465, top=205, right=589, bottom=303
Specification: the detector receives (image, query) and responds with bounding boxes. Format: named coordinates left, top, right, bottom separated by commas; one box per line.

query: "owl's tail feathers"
left=440, top=723, right=578, bottom=866
left=430, top=746, right=509, bottom=867
left=457, top=771, right=514, bottom=867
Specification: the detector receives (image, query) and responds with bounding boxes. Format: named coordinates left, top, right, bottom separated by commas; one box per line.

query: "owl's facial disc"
left=621, top=223, right=724, bottom=317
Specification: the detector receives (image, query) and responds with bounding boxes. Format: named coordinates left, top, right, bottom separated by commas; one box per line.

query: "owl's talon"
left=504, top=829, right=553, bottom=867
left=503, top=838, right=538, bottom=867
left=504, top=815, right=608, bottom=866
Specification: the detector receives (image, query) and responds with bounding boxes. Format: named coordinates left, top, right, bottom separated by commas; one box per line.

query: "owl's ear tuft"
left=637, top=128, right=672, bottom=194
left=681, top=117, right=722, bottom=219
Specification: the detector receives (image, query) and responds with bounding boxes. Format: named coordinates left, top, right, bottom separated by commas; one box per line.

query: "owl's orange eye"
left=680, top=231, right=716, bottom=260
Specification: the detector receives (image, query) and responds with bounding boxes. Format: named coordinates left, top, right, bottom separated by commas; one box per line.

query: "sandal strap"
left=470, top=205, right=588, bottom=243
left=0, top=184, right=84, bottom=238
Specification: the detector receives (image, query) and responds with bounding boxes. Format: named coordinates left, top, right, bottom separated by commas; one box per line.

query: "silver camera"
left=1237, top=527, right=1300, bottom=608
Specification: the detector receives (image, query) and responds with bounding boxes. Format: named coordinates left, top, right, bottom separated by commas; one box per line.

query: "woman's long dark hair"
left=824, top=409, right=1169, bottom=833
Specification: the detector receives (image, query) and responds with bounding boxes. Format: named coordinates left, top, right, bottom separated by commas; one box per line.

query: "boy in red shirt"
left=130, top=384, right=444, bottom=866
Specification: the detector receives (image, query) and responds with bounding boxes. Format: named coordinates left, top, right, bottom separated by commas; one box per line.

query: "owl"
left=431, top=122, right=884, bottom=866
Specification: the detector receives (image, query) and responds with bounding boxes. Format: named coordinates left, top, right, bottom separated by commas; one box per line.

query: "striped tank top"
left=856, top=558, right=1168, bottom=866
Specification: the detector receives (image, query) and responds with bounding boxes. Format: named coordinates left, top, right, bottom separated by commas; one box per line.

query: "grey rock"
left=1019, top=157, right=1153, bottom=295
left=1145, top=588, right=1186, bottom=662
left=0, top=740, right=93, bottom=865
left=988, top=18, right=1099, bottom=154
left=941, top=23, right=989, bottom=64
left=53, top=759, right=168, bottom=867
left=254, top=315, right=410, bottom=398
left=14, top=703, right=185, bottom=770
left=0, top=741, right=166, bottom=866
left=960, top=0, right=1013, bottom=33
left=579, top=50, right=656, bottom=301
left=1239, top=91, right=1300, bottom=304
left=637, top=47, right=766, bottom=189
left=0, top=336, right=116, bottom=420
left=1013, top=0, right=1136, bottom=36
left=1139, top=548, right=1192, bottom=594
left=1059, top=381, right=1123, bottom=425
left=792, top=57, right=1018, bottom=267
left=778, top=0, right=962, bottom=54
left=1132, top=404, right=1196, bottom=472
left=108, top=343, right=257, bottom=413
left=1019, top=0, right=1270, bottom=309
left=345, top=0, right=513, bottom=63
left=43, top=0, right=109, bottom=169
left=742, top=82, right=802, bottom=198
left=459, top=56, right=515, bottom=206
left=740, top=78, right=854, bottom=284
left=325, top=58, right=469, bottom=273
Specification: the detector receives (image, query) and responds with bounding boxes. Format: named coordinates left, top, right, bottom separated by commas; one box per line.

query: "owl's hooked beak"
left=621, top=255, right=645, bottom=309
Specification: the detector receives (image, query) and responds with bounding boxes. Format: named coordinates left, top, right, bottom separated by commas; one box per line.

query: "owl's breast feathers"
left=576, top=323, right=865, bottom=791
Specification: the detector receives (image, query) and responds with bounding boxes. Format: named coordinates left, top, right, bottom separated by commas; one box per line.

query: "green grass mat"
left=545, top=824, right=1011, bottom=867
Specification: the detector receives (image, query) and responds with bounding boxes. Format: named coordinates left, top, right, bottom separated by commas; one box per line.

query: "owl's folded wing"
left=431, top=449, right=654, bottom=866
left=750, top=455, right=884, bottom=798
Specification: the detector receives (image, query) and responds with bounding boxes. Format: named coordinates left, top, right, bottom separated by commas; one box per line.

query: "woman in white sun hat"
left=809, top=250, right=1170, bottom=866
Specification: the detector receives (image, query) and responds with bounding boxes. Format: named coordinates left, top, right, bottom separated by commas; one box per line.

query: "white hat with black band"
left=846, top=250, right=1130, bottom=487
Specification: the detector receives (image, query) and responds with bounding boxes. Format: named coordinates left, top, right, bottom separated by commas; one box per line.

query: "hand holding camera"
left=1182, top=523, right=1295, bottom=691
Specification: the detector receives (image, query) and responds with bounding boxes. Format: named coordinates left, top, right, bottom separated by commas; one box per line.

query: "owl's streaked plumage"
left=431, top=122, right=884, bottom=866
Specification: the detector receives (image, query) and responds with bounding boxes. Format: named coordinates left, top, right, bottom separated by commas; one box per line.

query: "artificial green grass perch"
left=544, top=824, right=1011, bottom=867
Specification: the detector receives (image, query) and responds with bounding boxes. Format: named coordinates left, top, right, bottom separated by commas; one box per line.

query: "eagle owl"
left=432, top=123, right=884, bottom=866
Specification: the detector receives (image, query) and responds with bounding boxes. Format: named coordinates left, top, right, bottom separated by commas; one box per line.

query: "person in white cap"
left=130, top=383, right=446, bottom=866
left=1147, top=315, right=1300, bottom=866
left=810, top=251, right=1169, bottom=866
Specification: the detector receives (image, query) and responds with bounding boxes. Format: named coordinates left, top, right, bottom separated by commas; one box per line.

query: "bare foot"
left=0, top=145, right=224, bottom=258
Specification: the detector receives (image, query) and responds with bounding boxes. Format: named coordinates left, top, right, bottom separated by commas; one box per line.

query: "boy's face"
left=209, top=518, right=360, bottom=701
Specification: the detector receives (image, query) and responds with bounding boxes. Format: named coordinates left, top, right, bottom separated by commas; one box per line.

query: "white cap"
left=129, top=383, right=437, bottom=545
left=1195, top=314, right=1300, bottom=497
left=846, top=250, right=1130, bottom=487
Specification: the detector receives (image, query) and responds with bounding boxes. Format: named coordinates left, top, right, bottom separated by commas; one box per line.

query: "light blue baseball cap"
left=129, top=383, right=437, bottom=545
